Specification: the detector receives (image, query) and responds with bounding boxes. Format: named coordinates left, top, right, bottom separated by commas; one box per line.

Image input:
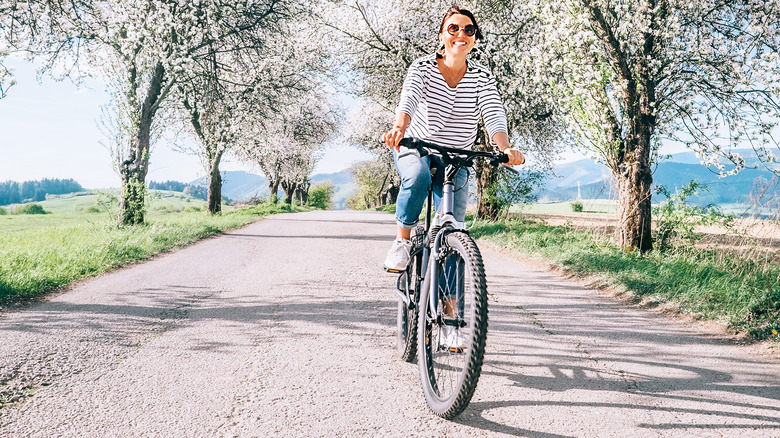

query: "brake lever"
left=499, top=164, right=521, bottom=175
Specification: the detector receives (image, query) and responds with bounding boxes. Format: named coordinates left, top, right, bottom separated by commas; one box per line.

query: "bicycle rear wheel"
left=417, top=230, right=488, bottom=419
left=397, top=226, right=425, bottom=363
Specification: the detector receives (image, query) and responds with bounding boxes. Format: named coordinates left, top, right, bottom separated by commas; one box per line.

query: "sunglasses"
left=446, top=23, right=477, bottom=37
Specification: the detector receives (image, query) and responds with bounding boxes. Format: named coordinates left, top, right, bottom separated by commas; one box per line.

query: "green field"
left=0, top=192, right=303, bottom=305
left=0, top=190, right=209, bottom=231
left=512, top=199, right=620, bottom=215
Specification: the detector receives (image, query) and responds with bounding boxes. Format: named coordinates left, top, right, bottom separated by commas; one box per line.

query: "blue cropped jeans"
left=393, top=147, right=469, bottom=229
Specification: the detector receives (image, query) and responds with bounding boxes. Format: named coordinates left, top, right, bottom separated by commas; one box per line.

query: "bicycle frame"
left=395, top=137, right=510, bottom=322
left=418, top=162, right=466, bottom=322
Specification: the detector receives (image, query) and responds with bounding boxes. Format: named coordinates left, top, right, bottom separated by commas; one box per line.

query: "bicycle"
left=388, top=137, right=513, bottom=419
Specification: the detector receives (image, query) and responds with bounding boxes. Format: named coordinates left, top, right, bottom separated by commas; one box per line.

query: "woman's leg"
left=393, top=148, right=431, bottom=231
left=385, top=148, right=431, bottom=270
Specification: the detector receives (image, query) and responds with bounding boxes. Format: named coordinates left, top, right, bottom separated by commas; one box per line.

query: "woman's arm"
left=491, top=131, right=525, bottom=165
left=478, top=70, right=524, bottom=165
left=384, top=60, right=425, bottom=150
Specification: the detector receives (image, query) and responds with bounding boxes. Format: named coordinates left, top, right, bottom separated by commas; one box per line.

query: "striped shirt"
left=396, top=53, right=508, bottom=150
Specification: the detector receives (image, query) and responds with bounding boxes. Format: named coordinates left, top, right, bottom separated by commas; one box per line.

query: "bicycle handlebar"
left=398, top=137, right=512, bottom=169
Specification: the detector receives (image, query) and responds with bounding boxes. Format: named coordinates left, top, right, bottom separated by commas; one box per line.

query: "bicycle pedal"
left=384, top=267, right=403, bottom=274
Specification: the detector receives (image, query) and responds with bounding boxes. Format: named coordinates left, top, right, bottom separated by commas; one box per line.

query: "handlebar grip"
left=398, top=137, right=429, bottom=157
left=489, top=153, right=509, bottom=167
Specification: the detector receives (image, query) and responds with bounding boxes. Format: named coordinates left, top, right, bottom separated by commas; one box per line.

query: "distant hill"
left=0, top=178, right=85, bottom=206
left=188, top=169, right=357, bottom=208
left=190, top=171, right=270, bottom=201
left=540, top=149, right=780, bottom=206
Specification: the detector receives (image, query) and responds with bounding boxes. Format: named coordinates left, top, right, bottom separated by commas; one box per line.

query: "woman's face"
left=439, top=14, right=476, bottom=57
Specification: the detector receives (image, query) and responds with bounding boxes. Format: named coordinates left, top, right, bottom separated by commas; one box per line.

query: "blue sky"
left=0, top=56, right=372, bottom=189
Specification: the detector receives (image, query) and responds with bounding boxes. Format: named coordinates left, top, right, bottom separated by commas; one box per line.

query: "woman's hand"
left=503, top=148, right=525, bottom=166
left=383, top=127, right=405, bottom=151
left=384, top=113, right=411, bottom=151
left=492, top=132, right=525, bottom=165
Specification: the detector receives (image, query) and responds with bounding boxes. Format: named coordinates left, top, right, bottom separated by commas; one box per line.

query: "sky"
left=0, top=56, right=373, bottom=189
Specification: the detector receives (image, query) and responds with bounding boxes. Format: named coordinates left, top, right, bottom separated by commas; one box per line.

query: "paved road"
left=1, top=210, right=779, bottom=437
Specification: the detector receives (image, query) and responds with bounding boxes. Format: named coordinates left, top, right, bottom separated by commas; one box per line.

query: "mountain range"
left=540, top=150, right=780, bottom=207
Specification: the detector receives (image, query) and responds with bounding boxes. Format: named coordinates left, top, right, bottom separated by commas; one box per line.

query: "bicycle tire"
left=397, top=226, right=425, bottom=363
left=417, top=230, right=488, bottom=419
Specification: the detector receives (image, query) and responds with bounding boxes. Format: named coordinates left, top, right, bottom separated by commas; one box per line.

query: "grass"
left=470, top=216, right=780, bottom=340
left=512, top=199, right=619, bottom=215
left=0, top=200, right=303, bottom=306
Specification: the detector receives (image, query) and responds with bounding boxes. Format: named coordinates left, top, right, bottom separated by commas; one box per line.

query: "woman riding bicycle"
left=383, top=5, right=525, bottom=271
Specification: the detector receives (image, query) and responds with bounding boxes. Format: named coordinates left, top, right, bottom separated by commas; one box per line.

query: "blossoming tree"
left=530, top=0, right=780, bottom=251
left=235, top=89, right=340, bottom=204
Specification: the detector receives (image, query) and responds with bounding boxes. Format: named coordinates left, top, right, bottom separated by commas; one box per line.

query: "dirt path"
left=1, top=210, right=779, bottom=437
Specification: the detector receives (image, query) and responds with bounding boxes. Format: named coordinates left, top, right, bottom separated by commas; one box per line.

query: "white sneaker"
left=442, top=326, right=468, bottom=351
left=384, top=238, right=412, bottom=271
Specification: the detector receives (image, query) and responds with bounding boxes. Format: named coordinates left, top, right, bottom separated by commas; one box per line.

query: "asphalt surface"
left=1, top=210, right=779, bottom=437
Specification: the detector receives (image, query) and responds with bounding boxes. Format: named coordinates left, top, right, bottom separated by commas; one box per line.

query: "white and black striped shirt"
left=397, top=53, right=508, bottom=150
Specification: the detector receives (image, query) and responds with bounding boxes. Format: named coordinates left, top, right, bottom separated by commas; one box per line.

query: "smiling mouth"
left=453, top=42, right=467, bottom=46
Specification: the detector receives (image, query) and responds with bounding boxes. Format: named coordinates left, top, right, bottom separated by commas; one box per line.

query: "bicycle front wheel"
left=417, top=230, right=488, bottom=419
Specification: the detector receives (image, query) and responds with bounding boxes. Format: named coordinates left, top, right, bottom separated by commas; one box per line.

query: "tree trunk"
left=282, top=181, right=296, bottom=204
left=206, top=150, right=224, bottom=214
left=119, top=163, right=147, bottom=225
left=615, top=112, right=654, bottom=252
left=297, top=181, right=309, bottom=205
left=615, top=160, right=653, bottom=252
left=268, top=180, right=279, bottom=203
left=474, top=128, right=501, bottom=219
left=118, top=61, right=165, bottom=226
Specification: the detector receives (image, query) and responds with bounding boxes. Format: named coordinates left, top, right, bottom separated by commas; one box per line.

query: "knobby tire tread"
left=418, top=231, right=488, bottom=419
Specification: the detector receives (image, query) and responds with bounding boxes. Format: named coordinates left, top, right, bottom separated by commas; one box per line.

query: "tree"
left=347, top=158, right=399, bottom=210
left=341, top=99, right=401, bottom=206
left=171, top=15, right=320, bottom=214
left=466, top=2, right=567, bottom=218
left=236, top=90, right=340, bottom=204
left=530, top=0, right=780, bottom=252
left=7, top=0, right=304, bottom=224
left=308, top=181, right=335, bottom=209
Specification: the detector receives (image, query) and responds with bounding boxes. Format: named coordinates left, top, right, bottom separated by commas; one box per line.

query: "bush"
left=0, top=207, right=6, bottom=215
left=375, top=203, right=396, bottom=213
left=15, top=203, right=48, bottom=215
left=308, top=182, right=335, bottom=210
left=84, top=206, right=102, bottom=214
left=571, top=200, right=584, bottom=212
left=653, top=180, right=732, bottom=251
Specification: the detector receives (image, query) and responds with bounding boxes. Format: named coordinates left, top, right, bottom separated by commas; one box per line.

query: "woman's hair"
left=436, top=6, right=483, bottom=58
left=438, top=6, right=484, bottom=41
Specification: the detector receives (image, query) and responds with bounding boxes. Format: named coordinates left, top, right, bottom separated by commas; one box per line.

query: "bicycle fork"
left=421, top=178, right=464, bottom=324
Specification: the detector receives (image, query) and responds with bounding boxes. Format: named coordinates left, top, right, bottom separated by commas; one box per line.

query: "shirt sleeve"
left=396, top=61, right=425, bottom=119
left=477, top=70, right=508, bottom=146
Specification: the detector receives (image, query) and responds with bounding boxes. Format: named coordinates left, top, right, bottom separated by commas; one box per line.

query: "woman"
left=383, top=6, right=525, bottom=271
